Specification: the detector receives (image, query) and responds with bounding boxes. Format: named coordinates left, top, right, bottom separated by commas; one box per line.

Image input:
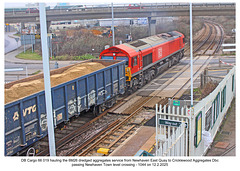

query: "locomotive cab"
left=100, top=46, right=136, bottom=82
left=101, top=55, right=131, bottom=81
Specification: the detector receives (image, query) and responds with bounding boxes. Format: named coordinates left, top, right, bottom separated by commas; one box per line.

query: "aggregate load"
left=5, top=62, right=106, bottom=104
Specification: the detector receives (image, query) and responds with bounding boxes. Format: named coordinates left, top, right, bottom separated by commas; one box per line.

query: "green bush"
left=53, top=54, right=95, bottom=60
left=73, top=54, right=96, bottom=60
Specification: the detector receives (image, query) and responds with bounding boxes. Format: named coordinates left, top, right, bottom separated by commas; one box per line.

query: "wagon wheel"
left=168, top=59, right=172, bottom=68
left=27, top=147, right=35, bottom=156
left=132, top=84, right=138, bottom=92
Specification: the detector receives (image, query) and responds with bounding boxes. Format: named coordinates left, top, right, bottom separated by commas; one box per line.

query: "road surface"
left=5, top=32, right=21, bottom=54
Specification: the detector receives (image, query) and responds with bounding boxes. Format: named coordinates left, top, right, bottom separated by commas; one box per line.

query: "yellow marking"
left=97, top=148, right=110, bottom=155
left=125, top=67, right=132, bottom=81
left=148, top=143, right=156, bottom=153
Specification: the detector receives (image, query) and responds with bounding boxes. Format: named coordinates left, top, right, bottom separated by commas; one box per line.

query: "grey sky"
left=4, top=0, right=146, bottom=8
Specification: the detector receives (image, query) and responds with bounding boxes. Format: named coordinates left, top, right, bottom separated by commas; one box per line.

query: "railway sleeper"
left=97, top=144, right=109, bottom=149
left=113, top=132, right=123, bottom=136
left=109, top=135, right=118, bottom=139
left=103, top=140, right=114, bottom=144
left=118, top=129, right=128, bottom=133
left=115, top=130, right=124, bottom=134
left=119, top=126, right=129, bottom=130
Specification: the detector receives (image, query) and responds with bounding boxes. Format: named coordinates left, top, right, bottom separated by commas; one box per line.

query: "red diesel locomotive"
left=100, top=31, right=185, bottom=91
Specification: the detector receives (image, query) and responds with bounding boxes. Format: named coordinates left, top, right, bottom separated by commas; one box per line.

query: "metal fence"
left=156, top=119, right=187, bottom=156
left=156, top=105, right=190, bottom=156
left=156, top=66, right=235, bottom=156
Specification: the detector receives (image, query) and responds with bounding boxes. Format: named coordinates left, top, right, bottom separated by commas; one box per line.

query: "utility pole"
left=189, top=2, right=194, bottom=156
left=39, top=3, right=56, bottom=156
left=190, top=3, right=193, bottom=107
left=111, top=3, right=115, bottom=46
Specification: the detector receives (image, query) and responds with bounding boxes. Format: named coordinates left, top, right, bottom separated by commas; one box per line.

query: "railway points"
left=4, top=3, right=235, bottom=158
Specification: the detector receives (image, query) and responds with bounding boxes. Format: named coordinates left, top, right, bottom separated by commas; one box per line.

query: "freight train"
left=100, top=31, right=185, bottom=91
left=5, top=60, right=125, bottom=156
left=5, top=31, right=185, bottom=156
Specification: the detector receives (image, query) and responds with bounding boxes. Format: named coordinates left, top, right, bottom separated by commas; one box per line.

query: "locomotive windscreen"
left=116, top=57, right=129, bottom=67
left=101, top=56, right=114, bottom=60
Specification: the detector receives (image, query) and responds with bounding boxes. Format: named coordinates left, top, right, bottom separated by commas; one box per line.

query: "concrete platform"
left=206, top=98, right=235, bottom=156
left=110, top=126, right=155, bottom=156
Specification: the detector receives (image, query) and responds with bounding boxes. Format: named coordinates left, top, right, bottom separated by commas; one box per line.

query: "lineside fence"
left=156, top=66, right=235, bottom=156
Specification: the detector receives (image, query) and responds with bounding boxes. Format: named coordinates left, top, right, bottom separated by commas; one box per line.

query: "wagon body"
left=5, top=59, right=125, bottom=156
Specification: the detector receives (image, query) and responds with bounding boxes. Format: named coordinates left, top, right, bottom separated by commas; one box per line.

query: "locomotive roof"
left=123, top=31, right=183, bottom=52
left=100, top=31, right=183, bottom=58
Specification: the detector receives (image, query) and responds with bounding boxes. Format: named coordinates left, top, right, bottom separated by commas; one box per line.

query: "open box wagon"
left=5, top=59, right=125, bottom=156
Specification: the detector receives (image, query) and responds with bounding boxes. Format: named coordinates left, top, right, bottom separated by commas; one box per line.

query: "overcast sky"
left=4, top=0, right=155, bottom=8
left=4, top=0, right=234, bottom=8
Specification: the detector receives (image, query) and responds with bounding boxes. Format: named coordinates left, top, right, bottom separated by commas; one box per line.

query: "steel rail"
left=66, top=119, right=120, bottom=156
left=202, top=23, right=217, bottom=54
left=184, top=24, right=207, bottom=54
left=77, top=97, right=153, bottom=156
left=220, top=144, right=236, bottom=156
left=213, top=22, right=224, bottom=54
left=193, top=23, right=212, bottom=53
left=36, top=108, right=111, bottom=156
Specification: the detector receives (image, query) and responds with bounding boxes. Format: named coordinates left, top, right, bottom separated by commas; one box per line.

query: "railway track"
left=184, top=21, right=224, bottom=56
left=26, top=20, right=224, bottom=157
left=36, top=107, right=123, bottom=156
left=220, top=144, right=236, bottom=156
left=65, top=96, right=163, bottom=156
